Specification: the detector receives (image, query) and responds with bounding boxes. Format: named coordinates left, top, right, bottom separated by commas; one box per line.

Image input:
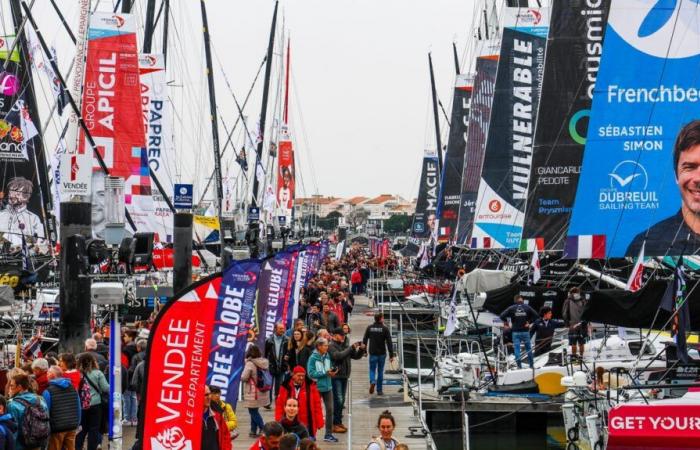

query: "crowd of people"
left=0, top=243, right=406, bottom=450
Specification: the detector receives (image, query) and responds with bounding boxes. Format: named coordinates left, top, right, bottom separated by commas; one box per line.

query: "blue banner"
left=288, top=250, right=311, bottom=328
left=207, top=259, right=261, bottom=408
left=568, top=0, right=700, bottom=257
left=256, top=251, right=296, bottom=350
left=319, top=240, right=329, bottom=261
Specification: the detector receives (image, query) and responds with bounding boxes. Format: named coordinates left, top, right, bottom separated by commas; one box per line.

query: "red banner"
left=81, top=13, right=152, bottom=232
left=142, top=275, right=221, bottom=449
left=277, top=138, right=294, bottom=218
left=151, top=248, right=201, bottom=269
left=608, top=403, right=700, bottom=449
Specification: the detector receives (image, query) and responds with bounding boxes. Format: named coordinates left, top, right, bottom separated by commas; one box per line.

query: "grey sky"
left=31, top=0, right=474, bottom=202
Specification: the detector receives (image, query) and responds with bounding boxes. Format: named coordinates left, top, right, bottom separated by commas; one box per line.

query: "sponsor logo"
left=489, top=199, right=501, bottom=212
left=146, top=55, right=157, bottom=66
left=569, top=109, right=590, bottom=145
left=112, top=15, right=126, bottom=28
left=179, top=186, right=188, bottom=195
left=610, top=0, right=700, bottom=59
left=0, top=38, right=5, bottom=48
left=70, top=156, right=79, bottom=182
left=0, top=72, right=19, bottom=96
left=514, top=8, right=542, bottom=26
left=599, top=160, right=658, bottom=210
left=151, top=426, right=192, bottom=450
left=609, top=160, right=648, bottom=189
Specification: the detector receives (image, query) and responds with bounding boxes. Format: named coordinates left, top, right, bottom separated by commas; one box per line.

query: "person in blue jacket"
left=0, top=395, right=17, bottom=450
left=7, top=373, right=47, bottom=450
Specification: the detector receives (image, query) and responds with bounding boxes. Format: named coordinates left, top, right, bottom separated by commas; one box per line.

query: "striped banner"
left=564, top=235, right=606, bottom=259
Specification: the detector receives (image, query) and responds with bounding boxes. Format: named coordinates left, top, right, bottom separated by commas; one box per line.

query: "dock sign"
left=174, top=184, right=193, bottom=209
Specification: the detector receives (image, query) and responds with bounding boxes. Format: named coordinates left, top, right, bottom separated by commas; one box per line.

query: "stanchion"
left=109, top=307, right=123, bottom=449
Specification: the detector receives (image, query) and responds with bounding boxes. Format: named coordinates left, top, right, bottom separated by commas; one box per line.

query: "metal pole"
left=142, top=0, right=157, bottom=53
left=346, top=378, right=352, bottom=450
left=200, top=0, right=224, bottom=247
left=453, top=42, right=460, bottom=75
left=109, top=308, right=123, bottom=449
left=429, top=53, right=443, bottom=175
left=417, top=337, right=423, bottom=414
left=463, top=413, right=470, bottom=450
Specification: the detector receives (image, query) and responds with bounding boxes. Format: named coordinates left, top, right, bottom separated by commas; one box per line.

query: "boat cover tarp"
left=483, top=281, right=568, bottom=319
left=458, top=269, right=515, bottom=295
left=582, top=280, right=700, bottom=331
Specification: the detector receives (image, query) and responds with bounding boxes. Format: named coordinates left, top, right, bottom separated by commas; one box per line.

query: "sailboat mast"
left=200, top=0, right=224, bottom=227
left=162, top=0, right=170, bottom=66
left=143, top=0, right=157, bottom=53
left=428, top=52, right=443, bottom=175
left=452, top=42, right=460, bottom=75
left=121, top=0, right=133, bottom=13
left=284, top=38, right=291, bottom=125
left=251, top=0, right=279, bottom=208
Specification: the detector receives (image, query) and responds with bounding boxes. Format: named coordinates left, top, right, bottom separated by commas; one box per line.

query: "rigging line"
left=48, top=0, right=76, bottom=43
left=196, top=53, right=267, bottom=207
left=437, top=99, right=451, bottom=128
left=291, top=72, right=319, bottom=195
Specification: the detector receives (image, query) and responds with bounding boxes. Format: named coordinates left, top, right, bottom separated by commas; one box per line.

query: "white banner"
left=139, top=54, right=174, bottom=242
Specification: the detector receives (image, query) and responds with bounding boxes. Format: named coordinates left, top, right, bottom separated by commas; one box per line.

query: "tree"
left=384, top=214, right=412, bottom=234
left=346, top=207, right=370, bottom=229
left=317, top=210, right=343, bottom=231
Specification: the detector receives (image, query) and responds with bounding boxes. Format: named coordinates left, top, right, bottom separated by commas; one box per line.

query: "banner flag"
left=626, top=242, right=645, bottom=291
left=438, top=74, right=473, bottom=242
left=142, top=259, right=261, bottom=449
left=568, top=0, right=700, bottom=257
left=411, top=150, right=439, bottom=239
left=470, top=8, right=549, bottom=249
left=277, top=135, right=295, bottom=221
left=139, top=53, right=174, bottom=242
left=0, top=37, right=53, bottom=246
left=80, top=13, right=152, bottom=237
left=456, top=55, right=498, bottom=244
left=255, top=251, right=297, bottom=350
left=289, top=250, right=310, bottom=328
left=319, top=240, right=330, bottom=261
left=521, top=0, right=611, bottom=250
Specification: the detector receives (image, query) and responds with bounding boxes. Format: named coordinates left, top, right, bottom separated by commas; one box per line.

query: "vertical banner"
left=288, top=250, right=310, bottom=327
left=411, top=150, right=439, bottom=239
left=319, top=239, right=329, bottom=261
left=277, top=134, right=295, bottom=221
left=471, top=8, right=549, bottom=249
left=81, top=13, right=152, bottom=238
left=568, top=0, right=700, bottom=257
left=139, top=53, right=174, bottom=242
left=521, top=0, right=611, bottom=251
left=437, top=74, right=473, bottom=242
left=255, top=251, right=296, bottom=350
left=456, top=55, right=498, bottom=244
left=0, top=37, right=50, bottom=246
left=59, top=0, right=91, bottom=197
left=143, top=259, right=261, bottom=449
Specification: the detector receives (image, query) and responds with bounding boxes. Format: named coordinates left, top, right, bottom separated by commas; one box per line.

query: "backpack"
left=15, top=397, right=50, bottom=448
left=78, top=375, right=92, bottom=409
left=256, top=367, right=273, bottom=392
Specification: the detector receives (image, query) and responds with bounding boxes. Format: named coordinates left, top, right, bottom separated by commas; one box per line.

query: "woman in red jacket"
left=275, top=367, right=324, bottom=438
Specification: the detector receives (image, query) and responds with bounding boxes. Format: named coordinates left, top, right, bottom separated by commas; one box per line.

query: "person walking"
left=306, top=338, right=338, bottom=443
left=562, top=287, right=588, bottom=360
left=500, top=295, right=539, bottom=369
left=362, top=312, right=395, bottom=395
left=366, top=410, right=400, bottom=450
left=124, top=339, right=146, bottom=426
left=57, top=354, right=80, bottom=391
left=328, top=327, right=363, bottom=433
left=275, top=367, right=324, bottom=439
left=43, top=366, right=80, bottom=450
left=202, top=385, right=232, bottom=450
left=0, top=395, right=17, bottom=450
left=241, top=346, right=270, bottom=437
left=265, top=322, right=289, bottom=402
left=7, top=373, right=49, bottom=450
left=279, top=398, right=310, bottom=439
left=75, top=353, right=109, bottom=450
left=287, top=329, right=311, bottom=373
left=82, top=339, right=108, bottom=374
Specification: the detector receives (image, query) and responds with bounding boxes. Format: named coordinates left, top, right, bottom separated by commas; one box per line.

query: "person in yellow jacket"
left=210, top=385, right=239, bottom=438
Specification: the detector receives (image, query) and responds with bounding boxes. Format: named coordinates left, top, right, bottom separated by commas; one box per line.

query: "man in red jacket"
left=203, top=385, right=232, bottom=450
left=275, top=366, right=324, bottom=438
left=249, top=421, right=284, bottom=450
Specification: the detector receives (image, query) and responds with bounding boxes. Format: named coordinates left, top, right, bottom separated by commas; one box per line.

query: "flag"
left=519, top=237, right=544, bottom=252
left=626, top=241, right=645, bottom=291
left=22, top=335, right=42, bottom=360
left=530, top=246, right=541, bottom=285
left=470, top=236, right=491, bottom=249
left=444, top=284, right=458, bottom=336
left=564, top=235, right=606, bottom=259
left=660, top=256, right=690, bottom=363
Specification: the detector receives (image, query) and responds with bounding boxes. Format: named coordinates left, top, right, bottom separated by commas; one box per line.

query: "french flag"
left=564, top=235, right=606, bottom=259
left=470, top=237, right=491, bottom=249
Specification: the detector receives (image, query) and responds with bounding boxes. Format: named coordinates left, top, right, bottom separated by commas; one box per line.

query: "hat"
left=332, top=327, right=345, bottom=336
left=292, top=366, right=306, bottom=375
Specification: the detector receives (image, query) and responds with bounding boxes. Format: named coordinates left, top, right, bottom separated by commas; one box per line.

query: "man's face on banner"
left=427, top=213, right=436, bottom=231
left=677, top=144, right=700, bottom=216
left=8, top=186, right=29, bottom=208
